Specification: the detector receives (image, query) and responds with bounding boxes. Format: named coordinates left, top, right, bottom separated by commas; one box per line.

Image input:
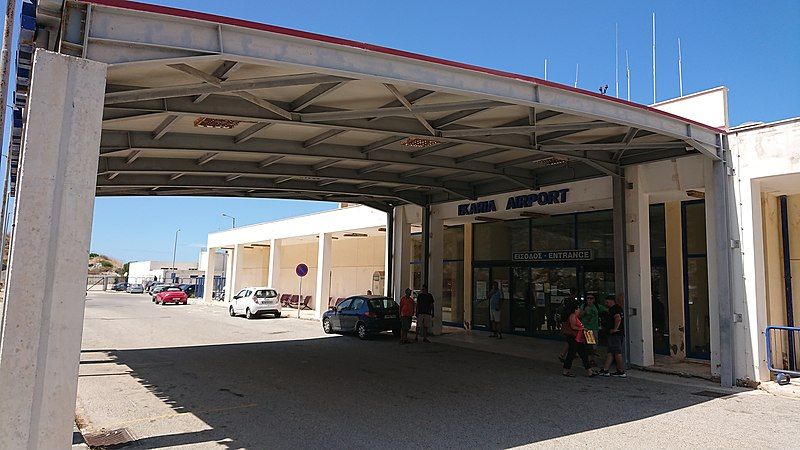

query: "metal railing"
left=765, top=325, right=800, bottom=379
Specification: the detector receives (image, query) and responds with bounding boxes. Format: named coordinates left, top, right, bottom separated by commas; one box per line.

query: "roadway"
left=77, top=291, right=800, bottom=448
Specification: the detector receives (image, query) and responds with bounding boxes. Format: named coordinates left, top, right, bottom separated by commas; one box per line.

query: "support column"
left=0, top=51, right=106, bottom=449
left=384, top=209, right=394, bottom=298
left=203, top=248, right=218, bottom=302
left=226, top=244, right=245, bottom=303
left=428, top=209, right=444, bottom=334
left=624, top=167, right=654, bottom=367
left=315, top=233, right=332, bottom=318
left=463, top=223, right=473, bottom=328
left=392, top=206, right=412, bottom=297
left=706, top=150, right=734, bottom=387
left=612, top=175, right=630, bottom=366
left=267, top=239, right=281, bottom=290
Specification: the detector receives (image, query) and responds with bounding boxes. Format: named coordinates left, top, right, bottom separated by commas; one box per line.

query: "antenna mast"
left=544, top=58, right=548, bottom=80
left=574, top=63, right=579, bottom=88
left=626, top=50, right=631, bottom=101
left=678, top=37, right=684, bottom=97
left=652, top=12, right=657, bottom=103
left=615, top=23, right=619, bottom=98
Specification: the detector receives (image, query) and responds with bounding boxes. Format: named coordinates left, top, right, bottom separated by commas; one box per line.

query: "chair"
left=300, top=295, right=312, bottom=310
left=287, top=295, right=300, bottom=308
left=279, top=293, right=291, bottom=306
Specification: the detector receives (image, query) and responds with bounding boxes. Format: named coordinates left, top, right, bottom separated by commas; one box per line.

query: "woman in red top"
left=562, top=303, right=597, bottom=377
left=398, top=288, right=415, bottom=344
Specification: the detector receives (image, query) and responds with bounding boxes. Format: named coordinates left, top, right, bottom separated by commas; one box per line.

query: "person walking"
left=399, top=288, right=415, bottom=344
left=580, top=293, right=602, bottom=366
left=488, top=281, right=503, bottom=339
left=562, top=302, right=596, bottom=377
left=415, top=285, right=434, bottom=343
left=599, top=294, right=627, bottom=377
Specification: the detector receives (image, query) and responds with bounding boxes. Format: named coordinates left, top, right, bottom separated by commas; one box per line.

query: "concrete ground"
left=77, top=291, right=800, bottom=449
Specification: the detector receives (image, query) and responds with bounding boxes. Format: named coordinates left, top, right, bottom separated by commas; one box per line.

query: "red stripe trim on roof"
left=84, top=0, right=724, bottom=134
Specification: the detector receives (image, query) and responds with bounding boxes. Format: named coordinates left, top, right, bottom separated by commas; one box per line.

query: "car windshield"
left=131, top=284, right=142, bottom=288
left=368, top=297, right=397, bottom=310
left=254, top=289, right=277, bottom=298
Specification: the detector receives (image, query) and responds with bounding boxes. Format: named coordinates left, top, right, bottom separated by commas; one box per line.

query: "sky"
left=6, top=0, right=800, bottom=263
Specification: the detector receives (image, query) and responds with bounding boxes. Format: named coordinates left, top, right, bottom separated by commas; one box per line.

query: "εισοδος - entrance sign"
left=511, top=249, right=594, bottom=262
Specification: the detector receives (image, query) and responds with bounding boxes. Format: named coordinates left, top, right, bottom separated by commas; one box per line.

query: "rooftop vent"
left=402, top=137, right=441, bottom=148
left=194, top=117, right=241, bottom=129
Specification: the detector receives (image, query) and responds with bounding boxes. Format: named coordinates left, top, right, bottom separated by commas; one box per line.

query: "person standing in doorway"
left=399, top=288, right=415, bottom=344
left=415, top=285, right=434, bottom=343
left=599, top=294, right=626, bottom=377
left=488, top=281, right=503, bottom=339
left=562, top=303, right=596, bottom=377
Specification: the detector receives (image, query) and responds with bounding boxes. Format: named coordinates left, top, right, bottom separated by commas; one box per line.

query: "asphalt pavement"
left=76, top=291, right=800, bottom=449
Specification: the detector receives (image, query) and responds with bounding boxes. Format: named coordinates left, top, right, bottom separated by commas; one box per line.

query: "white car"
left=229, top=286, right=282, bottom=319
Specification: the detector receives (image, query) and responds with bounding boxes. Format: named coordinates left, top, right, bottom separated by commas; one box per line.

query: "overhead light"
left=343, top=232, right=369, bottom=237
left=519, top=211, right=550, bottom=219
left=402, top=137, right=441, bottom=148
left=194, top=117, right=242, bottom=129
left=686, top=190, right=705, bottom=199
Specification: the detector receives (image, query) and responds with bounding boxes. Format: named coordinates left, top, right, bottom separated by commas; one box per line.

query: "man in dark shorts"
left=415, top=285, right=434, bottom=343
left=599, top=294, right=626, bottom=377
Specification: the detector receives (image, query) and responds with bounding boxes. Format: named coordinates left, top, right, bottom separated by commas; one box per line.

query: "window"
left=368, top=297, right=397, bottom=310
left=336, top=299, right=353, bottom=311
left=576, top=211, right=613, bottom=258
left=351, top=298, right=365, bottom=311
left=254, top=289, right=277, bottom=298
left=474, top=219, right=529, bottom=260
left=235, top=289, right=248, bottom=298
left=443, top=225, right=465, bottom=260
left=530, top=215, right=575, bottom=252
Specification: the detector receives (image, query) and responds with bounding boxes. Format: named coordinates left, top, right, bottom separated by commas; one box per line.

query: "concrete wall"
left=652, top=87, right=729, bottom=129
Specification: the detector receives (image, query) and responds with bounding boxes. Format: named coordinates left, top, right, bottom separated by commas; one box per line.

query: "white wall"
left=652, top=87, right=729, bottom=129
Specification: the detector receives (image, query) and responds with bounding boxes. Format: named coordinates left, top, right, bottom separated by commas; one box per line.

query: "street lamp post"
left=222, top=213, right=236, bottom=228
left=171, top=228, right=180, bottom=281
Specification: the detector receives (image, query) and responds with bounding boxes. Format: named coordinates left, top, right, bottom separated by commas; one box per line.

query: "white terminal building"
left=203, top=88, right=800, bottom=387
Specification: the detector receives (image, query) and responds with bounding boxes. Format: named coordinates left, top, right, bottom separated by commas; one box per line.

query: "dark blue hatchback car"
left=322, top=295, right=401, bottom=340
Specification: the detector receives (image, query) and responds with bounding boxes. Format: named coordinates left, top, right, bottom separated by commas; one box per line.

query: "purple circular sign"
left=295, top=263, right=309, bottom=277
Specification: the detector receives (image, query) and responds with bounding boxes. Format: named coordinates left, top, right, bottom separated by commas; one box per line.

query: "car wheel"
left=229, top=306, right=236, bottom=317
left=357, top=322, right=368, bottom=340
left=274, top=312, right=281, bottom=318
left=246, top=308, right=254, bottom=320
left=323, top=318, right=332, bottom=334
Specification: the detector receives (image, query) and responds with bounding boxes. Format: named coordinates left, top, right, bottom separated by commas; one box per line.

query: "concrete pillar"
left=612, top=175, right=630, bottom=364
left=268, top=239, right=281, bottom=290
left=392, top=206, right=412, bottom=297
left=226, top=244, right=245, bottom=302
left=428, top=211, right=444, bottom=335
left=463, top=223, right=473, bottom=327
left=203, top=248, right=217, bottom=302
left=315, top=233, right=332, bottom=317
left=665, top=202, right=686, bottom=359
left=384, top=210, right=394, bottom=298
left=0, top=51, right=106, bottom=449
left=624, top=167, right=654, bottom=367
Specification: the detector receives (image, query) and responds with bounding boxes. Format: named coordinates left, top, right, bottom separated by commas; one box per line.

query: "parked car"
left=126, top=283, right=144, bottom=294
left=154, top=286, right=188, bottom=305
left=178, top=284, right=196, bottom=298
left=112, top=282, right=128, bottom=291
left=322, top=295, right=400, bottom=339
left=229, top=287, right=281, bottom=319
left=148, top=282, right=165, bottom=295
left=150, top=284, right=170, bottom=301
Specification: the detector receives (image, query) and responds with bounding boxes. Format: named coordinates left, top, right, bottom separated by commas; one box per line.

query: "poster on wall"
left=499, top=280, right=510, bottom=299
left=551, top=295, right=564, bottom=305
left=476, top=281, right=487, bottom=300
left=535, top=292, right=546, bottom=307
left=535, top=283, right=544, bottom=291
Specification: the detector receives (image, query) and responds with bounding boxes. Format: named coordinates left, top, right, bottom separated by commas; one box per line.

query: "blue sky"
left=8, top=0, right=800, bottom=263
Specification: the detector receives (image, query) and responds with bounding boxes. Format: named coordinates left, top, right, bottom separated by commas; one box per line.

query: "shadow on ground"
left=83, top=334, right=717, bottom=449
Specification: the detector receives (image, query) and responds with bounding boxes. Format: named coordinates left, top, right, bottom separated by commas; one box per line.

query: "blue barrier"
left=765, top=326, right=800, bottom=382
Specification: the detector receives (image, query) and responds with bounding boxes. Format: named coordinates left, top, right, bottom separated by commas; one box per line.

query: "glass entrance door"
left=529, top=267, right=577, bottom=338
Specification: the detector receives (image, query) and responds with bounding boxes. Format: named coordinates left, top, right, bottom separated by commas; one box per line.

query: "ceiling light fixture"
left=402, top=137, right=441, bottom=148
left=194, top=117, right=242, bottom=129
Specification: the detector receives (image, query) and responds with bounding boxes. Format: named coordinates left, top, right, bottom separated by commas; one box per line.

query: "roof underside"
left=20, top=0, right=723, bottom=212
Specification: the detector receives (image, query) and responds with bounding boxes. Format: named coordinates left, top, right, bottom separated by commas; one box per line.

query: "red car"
left=155, top=286, right=188, bottom=305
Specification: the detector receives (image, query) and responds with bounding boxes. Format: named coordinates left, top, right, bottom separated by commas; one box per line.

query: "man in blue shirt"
left=488, top=281, right=503, bottom=339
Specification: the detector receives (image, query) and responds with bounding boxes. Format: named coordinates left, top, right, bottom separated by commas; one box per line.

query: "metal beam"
left=362, top=136, right=404, bottom=154
left=167, top=63, right=223, bottom=86
left=300, top=99, right=501, bottom=122
left=233, top=91, right=293, bottom=120
left=410, top=143, right=458, bottom=158
left=258, top=155, right=284, bottom=168
left=312, top=159, right=341, bottom=171
left=358, top=163, right=391, bottom=174
left=126, top=150, right=142, bottom=164
left=151, top=115, right=180, bottom=140
left=455, top=148, right=507, bottom=164
left=193, top=60, right=242, bottom=103
left=197, top=152, right=219, bottom=165
left=105, top=73, right=348, bottom=104
left=430, top=108, right=486, bottom=128
left=383, top=83, right=436, bottom=135
left=290, top=82, right=345, bottom=111
left=234, top=123, right=272, bottom=144
left=304, top=129, right=345, bottom=148
left=439, top=121, right=620, bottom=138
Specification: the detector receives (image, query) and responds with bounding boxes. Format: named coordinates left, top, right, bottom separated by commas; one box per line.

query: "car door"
left=342, top=297, right=365, bottom=331
left=233, top=289, right=249, bottom=313
left=331, top=298, right=352, bottom=330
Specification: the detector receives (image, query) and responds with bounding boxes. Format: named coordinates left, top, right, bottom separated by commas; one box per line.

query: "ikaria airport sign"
left=457, top=188, right=570, bottom=216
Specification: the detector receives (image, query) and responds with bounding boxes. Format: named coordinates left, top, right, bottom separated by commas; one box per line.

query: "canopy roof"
left=21, top=0, right=724, bottom=211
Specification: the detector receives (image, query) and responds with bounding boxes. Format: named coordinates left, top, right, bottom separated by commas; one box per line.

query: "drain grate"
left=83, top=428, right=136, bottom=448
left=692, top=390, right=729, bottom=398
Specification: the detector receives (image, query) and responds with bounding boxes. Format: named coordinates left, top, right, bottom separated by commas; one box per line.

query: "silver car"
left=126, top=283, right=144, bottom=294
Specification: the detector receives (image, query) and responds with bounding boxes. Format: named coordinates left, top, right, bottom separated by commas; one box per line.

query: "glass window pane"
left=473, top=268, right=490, bottom=328
left=443, top=225, right=464, bottom=260
left=686, top=257, right=710, bottom=357
left=576, top=211, right=613, bottom=258
left=442, top=261, right=464, bottom=323
left=530, top=215, right=575, bottom=252
left=649, top=204, right=667, bottom=258
left=684, top=202, right=707, bottom=255
left=411, top=233, right=422, bottom=262
left=474, top=219, right=529, bottom=261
